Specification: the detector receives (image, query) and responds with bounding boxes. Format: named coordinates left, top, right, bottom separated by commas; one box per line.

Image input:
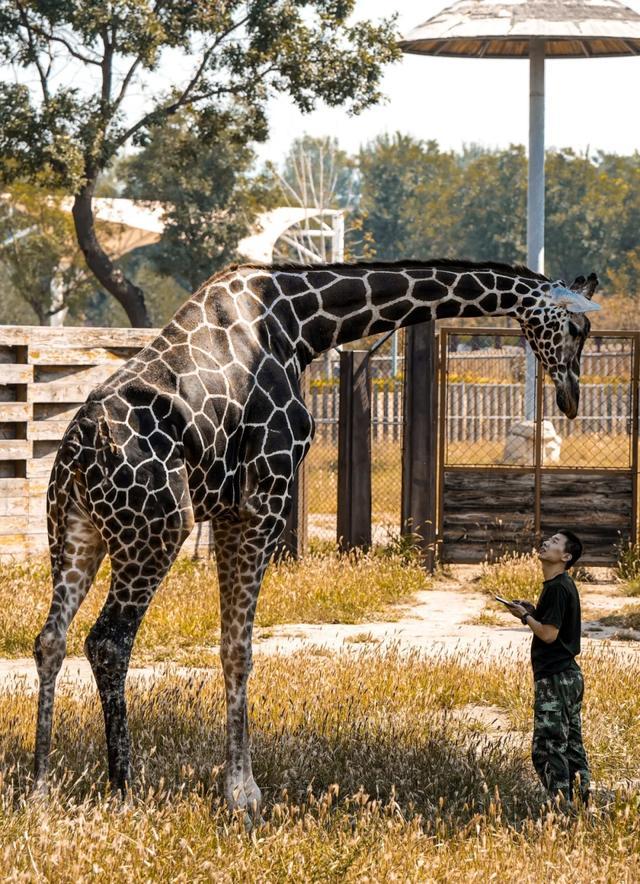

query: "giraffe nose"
left=555, top=375, right=579, bottom=419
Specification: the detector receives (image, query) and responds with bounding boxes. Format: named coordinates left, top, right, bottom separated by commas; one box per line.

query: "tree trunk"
left=72, top=180, right=151, bottom=328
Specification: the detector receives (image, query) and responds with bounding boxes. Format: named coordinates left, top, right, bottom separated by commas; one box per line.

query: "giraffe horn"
left=569, top=273, right=599, bottom=299
left=550, top=282, right=601, bottom=314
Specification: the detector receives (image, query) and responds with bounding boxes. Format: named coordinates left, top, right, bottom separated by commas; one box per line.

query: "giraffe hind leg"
left=84, top=524, right=190, bottom=795
left=33, top=505, right=105, bottom=790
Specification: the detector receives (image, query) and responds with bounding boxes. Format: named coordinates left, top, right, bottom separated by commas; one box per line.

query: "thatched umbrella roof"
left=400, top=0, right=640, bottom=59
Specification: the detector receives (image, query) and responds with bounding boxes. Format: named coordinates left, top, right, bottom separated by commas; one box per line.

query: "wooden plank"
left=0, top=329, right=30, bottom=346
left=28, top=420, right=73, bottom=441
left=0, top=364, right=33, bottom=384
left=0, top=440, right=30, bottom=460
left=28, top=346, right=140, bottom=366
left=337, top=350, right=371, bottom=551
left=33, top=403, right=81, bottom=423
left=0, top=478, right=30, bottom=495
left=401, top=321, right=437, bottom=571
left=0, top=402, right=31, bottom=421
left=0, top=535, right=32, bottom=556
left=28, top=364, right=118, bottom=403
left=0, top=496, right=29, bottom=516
left=0, top=515, right=29, bottom=535
left=0, top=325, right=153, bottom=348
left=28, top=454, right=57, bottom=478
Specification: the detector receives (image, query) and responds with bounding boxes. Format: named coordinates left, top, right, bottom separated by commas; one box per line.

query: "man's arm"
left=507, top=604, right=559, bottom=643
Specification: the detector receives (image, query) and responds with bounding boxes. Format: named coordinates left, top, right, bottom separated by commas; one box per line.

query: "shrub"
left=478, top=552, right=542, bottom=605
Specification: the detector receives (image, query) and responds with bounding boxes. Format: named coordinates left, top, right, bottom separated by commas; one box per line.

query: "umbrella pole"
left=525, top=38, right=546, bottom=421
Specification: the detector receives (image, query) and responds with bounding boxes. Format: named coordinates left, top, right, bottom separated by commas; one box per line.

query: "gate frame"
left=436, top=326, right=640, bottom=564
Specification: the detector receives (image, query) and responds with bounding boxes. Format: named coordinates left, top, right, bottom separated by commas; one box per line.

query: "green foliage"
left=121, top=108, right=263, bottom=291
left=0, top=1, right=400, bottom=324
left=358, top=134, right=463, bottom=261
left=0, top=180, right=93, bottom=324
left=615, top=539, right=640, bottom=594
left=356, top=136, right=640, bottom=300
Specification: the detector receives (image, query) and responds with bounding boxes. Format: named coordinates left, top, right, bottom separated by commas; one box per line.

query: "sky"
left=257, top=0, right=640, bottom=165
left=3, top=0, right=639, bottom=166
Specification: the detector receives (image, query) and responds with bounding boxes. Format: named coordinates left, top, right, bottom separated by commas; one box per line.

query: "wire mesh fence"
left=443, top=332, right=636, bottom=470
left=371, top=351, right=403, bottom=540
left=306, top=342, right=405, bottom=544
left=303, top=329, right=637, bottom=553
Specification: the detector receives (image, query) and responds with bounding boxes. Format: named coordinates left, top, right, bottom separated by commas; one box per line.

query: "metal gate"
left=437, top=328, right=640, bottom=566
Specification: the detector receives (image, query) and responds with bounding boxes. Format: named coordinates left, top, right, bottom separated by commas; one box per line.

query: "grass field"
left=1, top=646, right=639, bottom=881
left=0, top=549, right=428, bottom=663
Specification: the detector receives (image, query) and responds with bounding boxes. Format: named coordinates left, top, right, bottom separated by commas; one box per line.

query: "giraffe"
left=33, top=259, right=599, bottom=812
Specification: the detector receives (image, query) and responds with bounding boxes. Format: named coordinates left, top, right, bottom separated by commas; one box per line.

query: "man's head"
left=538, top=530, right=583, bottom=571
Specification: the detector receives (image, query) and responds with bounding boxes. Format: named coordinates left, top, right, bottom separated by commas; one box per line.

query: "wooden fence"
left=0, top=324, right=634, bottom=565
left=0, top=326, right=157, bottom=559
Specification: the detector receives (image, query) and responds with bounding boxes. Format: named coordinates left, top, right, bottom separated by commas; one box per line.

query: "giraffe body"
left=33, top=260, right=599, bottom=809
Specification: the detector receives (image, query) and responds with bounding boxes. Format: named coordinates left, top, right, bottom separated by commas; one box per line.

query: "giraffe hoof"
left=30, top=779, right=49, bottom=800
left=225, top=780, right=263, bottom=820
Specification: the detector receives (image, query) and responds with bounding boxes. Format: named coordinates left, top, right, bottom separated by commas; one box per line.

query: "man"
left=507, top=530, right=590, bottom=806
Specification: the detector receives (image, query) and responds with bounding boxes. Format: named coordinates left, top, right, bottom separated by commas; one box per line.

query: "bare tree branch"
left=15, top=4, right=50, bottom=103
left=14, top=3, right=102, bottom=67
left=113, top=7, right=258, bottom=149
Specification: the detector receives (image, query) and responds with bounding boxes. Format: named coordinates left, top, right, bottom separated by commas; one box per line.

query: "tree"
left=358, top=134, right=463, bottom=261
left=121, top=108, right=265, bottom=293
left=270, top=135, right=370, bottom=262
left=0, top=181, right=92, bottom=324
left=0, top=1, right=400, bottom=326
left=455, top=145, right=527, bottom=264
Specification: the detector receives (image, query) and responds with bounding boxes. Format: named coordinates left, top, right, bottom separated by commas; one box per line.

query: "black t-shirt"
left=531, top=571, right=582, bottom=681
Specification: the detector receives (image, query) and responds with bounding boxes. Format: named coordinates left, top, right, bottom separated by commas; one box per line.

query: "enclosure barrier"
left=0, top=325, right=636, bottom=566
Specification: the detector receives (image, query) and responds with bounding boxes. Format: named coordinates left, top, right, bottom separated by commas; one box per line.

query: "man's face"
left=538, top=533, right=571, bottom=568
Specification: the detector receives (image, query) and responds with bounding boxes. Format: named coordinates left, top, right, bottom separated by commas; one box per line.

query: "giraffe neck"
left=269, top=260, right=549, bottom=367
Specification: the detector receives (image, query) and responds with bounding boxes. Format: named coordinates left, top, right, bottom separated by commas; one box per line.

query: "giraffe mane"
left=210, top=258, right=550, bottom=283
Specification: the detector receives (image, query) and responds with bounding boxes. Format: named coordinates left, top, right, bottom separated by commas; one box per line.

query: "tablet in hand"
left=494, top=595, right=514, bottom=607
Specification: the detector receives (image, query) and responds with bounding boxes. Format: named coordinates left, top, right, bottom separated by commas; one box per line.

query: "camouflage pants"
left=532, top=668, right=590, bottom=803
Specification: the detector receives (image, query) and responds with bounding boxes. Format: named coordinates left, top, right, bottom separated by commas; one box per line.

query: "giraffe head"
left=518, top=273, right=600, bottom=419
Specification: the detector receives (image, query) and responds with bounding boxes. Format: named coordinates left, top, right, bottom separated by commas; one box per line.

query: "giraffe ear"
left=569, top=273, right=599, bottom=299
left=550, top=281, right=601, bottom=313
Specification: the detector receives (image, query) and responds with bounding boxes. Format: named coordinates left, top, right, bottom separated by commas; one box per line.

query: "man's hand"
left=506, top=602, right=528, bottom=620
left=513, top=600, right=536, bottom=615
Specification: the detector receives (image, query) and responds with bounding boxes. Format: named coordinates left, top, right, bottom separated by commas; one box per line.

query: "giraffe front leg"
left=214, top=510, right=285, bottom=817
left=220, top=633, right=259, bottom=813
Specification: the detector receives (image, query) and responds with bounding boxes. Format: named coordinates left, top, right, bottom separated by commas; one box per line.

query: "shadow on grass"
left=0, top=674, right=542, bottom=827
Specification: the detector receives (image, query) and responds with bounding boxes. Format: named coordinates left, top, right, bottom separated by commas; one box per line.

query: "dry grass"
left=0, top=550, right=429, bottom=663
left=447, top=434, right=631, bottom=469
left=1, top=646, right=640, bottom=880
left=478, top=552, right=548, bottom=606
left=599, top=604, right=640, bottom=632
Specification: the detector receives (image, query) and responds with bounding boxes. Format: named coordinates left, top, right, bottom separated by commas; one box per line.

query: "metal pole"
left=525, top=38, right=545, bottom=421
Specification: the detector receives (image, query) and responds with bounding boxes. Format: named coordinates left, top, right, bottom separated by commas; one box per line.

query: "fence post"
left=401, top=322, right=438, bottom=572
left=275, top=370, right=309, bottom=560
left=337, top=350, right=372, bottom=551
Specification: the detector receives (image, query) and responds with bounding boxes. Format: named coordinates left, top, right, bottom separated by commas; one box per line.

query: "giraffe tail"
left=46, top=422, right=88, bottom=574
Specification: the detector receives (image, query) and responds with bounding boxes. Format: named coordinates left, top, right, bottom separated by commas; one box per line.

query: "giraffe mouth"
left=555, top=375, right=579, bottom=419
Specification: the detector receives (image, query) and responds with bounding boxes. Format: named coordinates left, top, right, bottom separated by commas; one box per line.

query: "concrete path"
left=2, top=569, right=638, bottom=691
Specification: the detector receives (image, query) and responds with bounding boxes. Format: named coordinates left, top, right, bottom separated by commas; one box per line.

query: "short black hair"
left=558, top=530, right=583, bottom=570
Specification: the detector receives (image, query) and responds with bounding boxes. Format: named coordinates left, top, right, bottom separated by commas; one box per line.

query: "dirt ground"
left=1, top=565, right=638, bottom=691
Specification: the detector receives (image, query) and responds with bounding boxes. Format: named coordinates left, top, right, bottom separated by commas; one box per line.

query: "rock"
left=503, top=419, right=562, bottom=465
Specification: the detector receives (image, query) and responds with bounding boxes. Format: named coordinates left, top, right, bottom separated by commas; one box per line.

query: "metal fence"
left=438, top=328, right=639, bottom=565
